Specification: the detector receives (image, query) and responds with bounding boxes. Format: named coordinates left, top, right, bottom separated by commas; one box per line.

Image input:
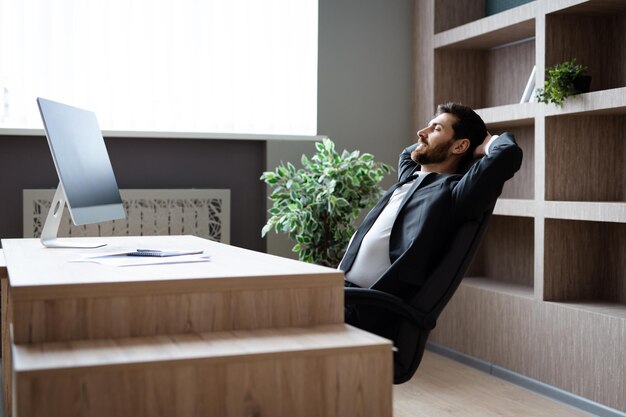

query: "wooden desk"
left=1, top=236, right=392, bottom=417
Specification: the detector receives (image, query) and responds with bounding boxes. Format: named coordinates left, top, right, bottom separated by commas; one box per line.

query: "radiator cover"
left=23, top=189, right=230, bottom=244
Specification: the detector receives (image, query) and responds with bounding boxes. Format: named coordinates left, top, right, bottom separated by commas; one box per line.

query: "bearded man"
left=339, top=102, right=523, bottom=314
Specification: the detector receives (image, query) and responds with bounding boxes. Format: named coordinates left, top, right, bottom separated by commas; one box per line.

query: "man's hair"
left=436, top=102, right=487, bottom=166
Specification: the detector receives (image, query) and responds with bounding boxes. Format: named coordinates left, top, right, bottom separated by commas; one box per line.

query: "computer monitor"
left=37, top=97, right=126, bottom=248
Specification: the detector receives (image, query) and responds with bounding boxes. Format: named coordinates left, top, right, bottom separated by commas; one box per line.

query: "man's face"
left=411, top=112, right=457, bottom=165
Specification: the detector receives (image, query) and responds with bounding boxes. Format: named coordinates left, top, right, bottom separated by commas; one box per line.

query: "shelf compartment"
left=545, top=201, right=626, bottom=223
left=435, top=0, right=535, bottom=37
left=499, top=123, right=534, bottom=200
left=466, top=215, right=534, bottom=290
left=543, top=87, right=626, bottom=117
left=435, top=38, right=535, bottom=109
left=546, top=7, right=626, bottom=94
left=544, top=219, right=626, bottom=304
left=461, top=276, right=534, bottom=299
left=545, top=114, right=625, bottom=202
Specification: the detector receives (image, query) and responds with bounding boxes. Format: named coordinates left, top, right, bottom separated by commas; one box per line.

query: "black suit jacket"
left=339, top=133, right=523, bottom=299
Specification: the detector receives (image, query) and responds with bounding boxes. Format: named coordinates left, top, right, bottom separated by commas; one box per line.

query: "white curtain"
left=0, top=0, right=318, bottom=135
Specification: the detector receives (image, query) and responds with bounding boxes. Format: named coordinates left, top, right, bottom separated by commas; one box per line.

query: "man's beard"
left=411, top=138, right=454, bottom=165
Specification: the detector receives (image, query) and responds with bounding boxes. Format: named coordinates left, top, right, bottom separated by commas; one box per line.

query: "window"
left=0, top=0, right=318, bottom=135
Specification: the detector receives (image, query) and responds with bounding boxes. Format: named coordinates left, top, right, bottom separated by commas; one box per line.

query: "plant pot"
left=573, top=75, right=592, bottom=94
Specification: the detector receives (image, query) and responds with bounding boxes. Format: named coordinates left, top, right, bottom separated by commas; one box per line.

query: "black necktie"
left=339, top=172, right=421, bottom=272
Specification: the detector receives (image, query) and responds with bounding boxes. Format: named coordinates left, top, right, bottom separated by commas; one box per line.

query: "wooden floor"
left=393, top=351, right=592, bottom=417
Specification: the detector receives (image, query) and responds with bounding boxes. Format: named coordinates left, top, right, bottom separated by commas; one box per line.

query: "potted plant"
left=535, top=59, right=591, bottom=106
left=261, top=138, right=392, bottom=267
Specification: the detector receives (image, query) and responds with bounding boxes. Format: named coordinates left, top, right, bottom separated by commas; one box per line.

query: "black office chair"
left=344, top=205, right=494, bottom=384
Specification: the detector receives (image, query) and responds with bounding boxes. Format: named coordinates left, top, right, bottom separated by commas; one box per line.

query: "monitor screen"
left=37, top=98, right=125, bottom=247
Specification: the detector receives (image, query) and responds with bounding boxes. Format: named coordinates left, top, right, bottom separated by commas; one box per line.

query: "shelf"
left=542, top=87, right=626, bottom=117
left=435, top=3, right=535, bottom=49
left=544, top=219, right=626, bottom=304
left=476, top=103, right=536, bottom=127
left=433, top=0, right=537, bottom=34
left=462, top=277, right=534, bottom=299
left=545, top=201, right=626, bottom=223
left=545, top=113, right=625, bottom=202
left=549, top=300, right=626, bottom=321
left=494, top=199, right=535, bottom=218
left=466, top=216, right=534, bottom=289
left=547, top=0, right=626, bottom=16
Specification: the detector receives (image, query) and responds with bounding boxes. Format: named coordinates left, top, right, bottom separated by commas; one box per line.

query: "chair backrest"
left=410, top=204, right=495, bottom=328
left=387, top=205, right=495, bottom=383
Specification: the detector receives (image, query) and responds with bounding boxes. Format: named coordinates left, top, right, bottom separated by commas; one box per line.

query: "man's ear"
left=451, top=138, right=470, bottom=155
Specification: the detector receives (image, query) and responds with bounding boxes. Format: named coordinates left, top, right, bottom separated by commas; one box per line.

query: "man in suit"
left=339, top=103, right=522, bottom=318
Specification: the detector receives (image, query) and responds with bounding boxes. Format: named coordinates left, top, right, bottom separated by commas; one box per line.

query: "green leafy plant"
left=261, top=138, right=392, bottom=267
left=535, top=59, right=589, bottom=106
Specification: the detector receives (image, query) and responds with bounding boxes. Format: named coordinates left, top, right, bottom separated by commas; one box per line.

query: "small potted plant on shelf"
left=535, top=59, right=591, bottom=107
left=261, top=138, right=392, bottom=267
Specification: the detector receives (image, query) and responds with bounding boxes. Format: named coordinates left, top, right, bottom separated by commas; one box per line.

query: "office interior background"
left=0, top=0, right=625, bottom=416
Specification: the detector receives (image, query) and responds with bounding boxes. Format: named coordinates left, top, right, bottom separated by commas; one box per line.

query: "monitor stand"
left=40, top=184, right=107, bottom=248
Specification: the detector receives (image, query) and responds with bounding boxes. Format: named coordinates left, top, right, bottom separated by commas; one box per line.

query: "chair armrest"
left=344, top=288, right=436, bottom=330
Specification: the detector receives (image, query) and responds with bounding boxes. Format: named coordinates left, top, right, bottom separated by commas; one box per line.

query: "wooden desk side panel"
left=1, top=279, right=12, bottom=417
left=12, top=285, right=344, bottom=344
left=14, top=349, right=392, bottom=417
left=0, top=249, right=6, bottom=275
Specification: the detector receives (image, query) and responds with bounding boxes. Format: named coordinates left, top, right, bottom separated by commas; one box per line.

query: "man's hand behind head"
left=473, top=132, right=493, bottom=159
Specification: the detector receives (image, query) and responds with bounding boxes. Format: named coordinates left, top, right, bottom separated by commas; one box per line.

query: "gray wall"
left=266, top=0, right=414, bottom=258
left=318, top=0, right=413, bottom=180
left=0, top=136, right=267, bottom=251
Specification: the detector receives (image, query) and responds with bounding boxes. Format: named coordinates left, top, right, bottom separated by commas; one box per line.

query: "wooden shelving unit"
left=414, top=0, right=626, bottom=412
